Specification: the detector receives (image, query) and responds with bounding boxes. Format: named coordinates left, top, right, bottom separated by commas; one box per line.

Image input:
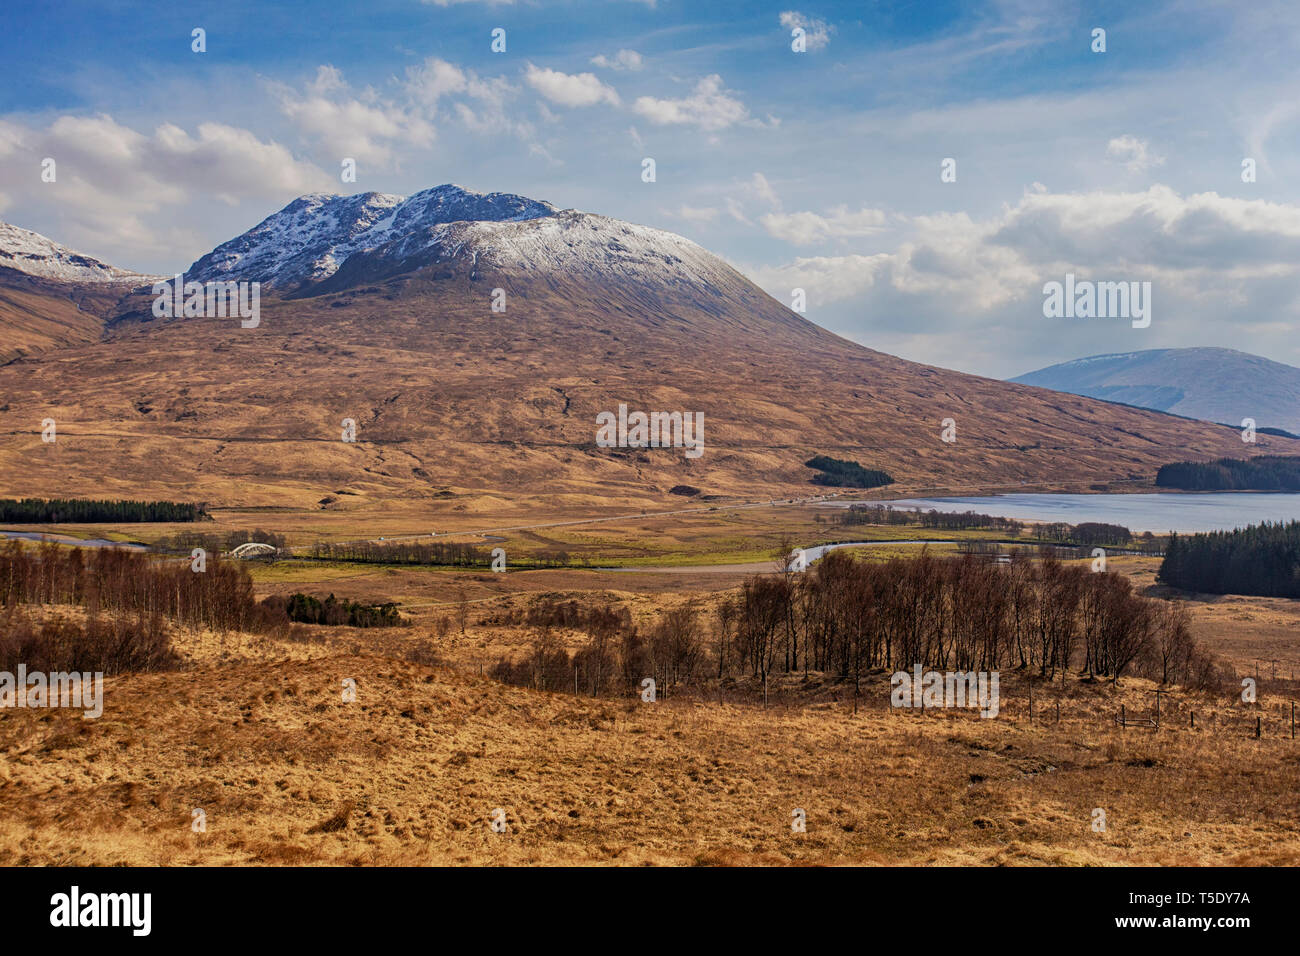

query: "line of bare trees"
left=492, top=599, right=705, bottom=697
left=491, top=550, right=1223, bottom=700
left=728, top=550, right=1220, bottom=694
left=0, top=541, right=276, bottom=633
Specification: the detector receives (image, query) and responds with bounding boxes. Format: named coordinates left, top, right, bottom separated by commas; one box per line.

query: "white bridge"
left=229, top=542, right=278, bottom=559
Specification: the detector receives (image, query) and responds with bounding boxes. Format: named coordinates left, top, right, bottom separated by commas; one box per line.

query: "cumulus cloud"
left=746, top=186, right=1300, bottom=375
left=1107, top=135, right=1165, bottom=172
left=523, top=64, right=620, bottom=107
left=405, top=58, right=470, bottom=105
left=591, top=49, right=644, bottom=71
left=633, top=75, right=749, bottom=131
left=760, top=205, right=888, bottom=244
left=272, top=65, right=435, bottom=166
left=779, top=11, right=833, bottom=51
left=0, top=112, right=331, bottom=260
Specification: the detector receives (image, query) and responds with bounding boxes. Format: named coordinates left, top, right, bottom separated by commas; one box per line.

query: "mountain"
left=184, top=186, right=557, bottom=295
left=0, top=221, right=153, bottom=362
left=1011, top=348, right=1300, bottom=435
left=0, top=186, right=1294, bottom=513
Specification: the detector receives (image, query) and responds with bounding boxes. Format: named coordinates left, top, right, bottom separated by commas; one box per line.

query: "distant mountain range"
left=1012, top=348, right=1300, bottom=435
left=1, top=187, right=1293, bottom=509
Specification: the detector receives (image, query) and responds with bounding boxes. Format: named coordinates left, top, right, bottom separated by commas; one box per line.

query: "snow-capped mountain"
left=186, top=184, right=559, bottom=293
left=184, top=184, right=741, bottom=298
left=0, top=221, right=144, bottom=284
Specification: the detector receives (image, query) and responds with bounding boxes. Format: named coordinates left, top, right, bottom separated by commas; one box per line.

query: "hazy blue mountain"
left=1012, top=348, right=1300, bottom=434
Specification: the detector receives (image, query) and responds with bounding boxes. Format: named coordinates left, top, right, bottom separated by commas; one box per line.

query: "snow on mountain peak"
left=0, top=221, right=141, bottom=283
left=187, top=184, right=560, bottom=291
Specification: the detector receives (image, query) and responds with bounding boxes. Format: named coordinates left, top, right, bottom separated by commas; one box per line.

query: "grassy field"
left=1, top=507, right=1297, bottom=866
left=2, top=642, right=1297, bottom=866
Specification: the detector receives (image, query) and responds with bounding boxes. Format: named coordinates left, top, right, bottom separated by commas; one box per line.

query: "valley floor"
left=2, top=508, right=1299, bottom=866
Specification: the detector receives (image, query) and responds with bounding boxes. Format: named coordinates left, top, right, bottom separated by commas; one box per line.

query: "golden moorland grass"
left=0, top=536, right=1298, bottom=867
left=1, top=642, right=1297, bottom=867
left=1, top=501, right=1298, bottom=866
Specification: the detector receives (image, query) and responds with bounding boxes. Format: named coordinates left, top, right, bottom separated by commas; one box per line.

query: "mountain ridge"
left=1, top=190, right=1295, bottom=511
left=1012, top=348, right=1300, bottom=434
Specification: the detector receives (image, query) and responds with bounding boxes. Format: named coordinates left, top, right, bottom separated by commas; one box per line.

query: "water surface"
left=869, top=492, right=1300, bottom=533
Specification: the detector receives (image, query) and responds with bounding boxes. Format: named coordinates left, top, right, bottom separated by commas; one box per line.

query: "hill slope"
left=1011, top=348, right=1300, bottom=434
left=0, top=188, right=1293, bottom=511
left=0, top=222, right=153, bottom=362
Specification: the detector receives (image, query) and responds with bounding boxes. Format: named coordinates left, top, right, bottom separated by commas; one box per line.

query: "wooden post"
left=1255, top=715, right=1261, bottom=739
left=1291, top=702, right=1295, bottom=740
left=1120, top=703, right=1125, bottom=730
left=574, top=665, right=578, bottom=696
left=1029, top=680, right=1033, bottom=725
left=1055, top=700, right=1060, bottom=724
left=1190, top=711, right=1194, bottom=730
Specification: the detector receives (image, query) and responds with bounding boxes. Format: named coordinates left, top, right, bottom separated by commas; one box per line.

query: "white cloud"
left=779, top=11, right=833, bottom=51
left=1107, top=135, right=1165, bottom=173
left=633, top=75, right=749, bottom=131
left=523, top=64, right=620, bottom=108
left=749, top=172, right=781, bottom=209
left=746, top=186, right=1300, bottom=375
left=405, top=58, right=469, bottom=105
left=273, top=65, right=435, bottom=166
left=591, top=49, right=644, bottom=71
left=760, top=205, right=888, bottom=244
left=671, top=204, right=719, bottom=224
left=0, top=113, right=331, bottom=262
left=724, top=197, right=752, bottom=225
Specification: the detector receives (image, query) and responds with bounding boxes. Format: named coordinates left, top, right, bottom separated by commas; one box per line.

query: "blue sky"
left=4, top=0, right=1300, bottom=378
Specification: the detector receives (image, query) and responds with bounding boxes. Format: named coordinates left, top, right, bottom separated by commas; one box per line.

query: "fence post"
left=1120, top=703, right=1125, bottom=730
left=1255, top=715, right=1261, bottom=739
left=1190, top=711, right=1194, bottom=730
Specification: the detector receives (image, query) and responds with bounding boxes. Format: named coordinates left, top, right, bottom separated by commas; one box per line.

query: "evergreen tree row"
left=0, top=497, right=208, bottom=523
left=1155, top=455, right=1300, bottom=491
left=1159, top=521, right=1300, bottom=597
left=805, top=455, right=894, bottom=489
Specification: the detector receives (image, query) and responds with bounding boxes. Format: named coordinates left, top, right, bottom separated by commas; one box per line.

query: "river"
left=0, top=530, right=148, bottom=551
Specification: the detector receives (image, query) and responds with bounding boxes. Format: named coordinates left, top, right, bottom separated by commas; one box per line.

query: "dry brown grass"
left=2, top=516, right=1299, bottom=866
left=1, top=274, right=1292, bottom=513
left=1, top=627, right=1298, bottom=866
